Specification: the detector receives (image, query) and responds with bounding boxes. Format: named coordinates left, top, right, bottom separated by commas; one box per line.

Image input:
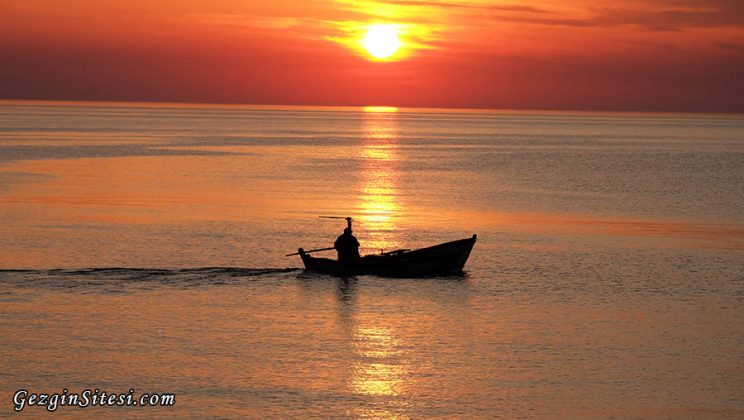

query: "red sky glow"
left=1, top=0, right=743, bottom=112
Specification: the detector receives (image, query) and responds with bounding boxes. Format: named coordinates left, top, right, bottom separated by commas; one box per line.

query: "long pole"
left=319, top=216, right=352, bottom=229
left=284, top=246, right=335, bottom=257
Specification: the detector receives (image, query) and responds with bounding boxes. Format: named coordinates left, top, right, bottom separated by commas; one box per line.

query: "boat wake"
left=0, top=267, right=302, bottom=293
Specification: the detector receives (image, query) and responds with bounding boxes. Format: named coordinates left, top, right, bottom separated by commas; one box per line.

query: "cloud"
left=375, top=1, right=547, bottom=14
left=194, top=14, right=302, bottom=29
left=591, top=3, right=744, bottom=31
left=719, top=41, right=744, bottom=53
left=488, top=15, right=597, bottom=28
left=484, top=0, right=744, bottom=31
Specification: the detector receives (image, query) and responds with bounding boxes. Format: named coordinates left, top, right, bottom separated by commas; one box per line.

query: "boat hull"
left=298, top=234, right=477, bottom=277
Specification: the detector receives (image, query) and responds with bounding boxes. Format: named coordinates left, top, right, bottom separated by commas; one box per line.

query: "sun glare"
left=362, top=24, right=401, bottom=59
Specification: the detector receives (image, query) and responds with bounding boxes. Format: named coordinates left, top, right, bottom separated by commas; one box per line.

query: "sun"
left=362, top=24, right=401, bottom=60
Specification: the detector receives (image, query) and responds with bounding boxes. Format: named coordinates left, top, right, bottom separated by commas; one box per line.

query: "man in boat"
left=334, top=226, right=360, bottom=263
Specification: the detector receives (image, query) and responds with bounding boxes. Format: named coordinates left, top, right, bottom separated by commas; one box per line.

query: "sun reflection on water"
left=357, top=108, right=403, bottom=253
left=362, top=106, right=399, bottom=113
left=350, top=326, right=407, bottom=397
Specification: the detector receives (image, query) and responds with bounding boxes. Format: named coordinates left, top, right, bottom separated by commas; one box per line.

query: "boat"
left=297, top=234, right=477, bottom=277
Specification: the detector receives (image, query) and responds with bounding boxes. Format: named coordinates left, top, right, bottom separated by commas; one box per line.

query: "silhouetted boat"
left=298, top=234, right=477, bottom=277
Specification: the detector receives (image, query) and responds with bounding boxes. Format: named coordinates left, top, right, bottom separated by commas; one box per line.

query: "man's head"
left=344, top=227, right=352, bottom=235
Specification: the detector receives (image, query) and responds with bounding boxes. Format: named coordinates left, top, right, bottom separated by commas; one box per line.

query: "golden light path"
left=345, top=108, right=409, bottom=413
left=351, top=326, right=406, bottom=398
left=357, top=106, right=403, bottom=254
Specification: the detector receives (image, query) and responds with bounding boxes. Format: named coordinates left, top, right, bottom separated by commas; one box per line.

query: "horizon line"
left=1, top=98, right=743, bottom=118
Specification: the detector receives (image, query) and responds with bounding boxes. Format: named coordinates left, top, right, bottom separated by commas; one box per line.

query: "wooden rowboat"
left=297, top=234, right=477, bottom=277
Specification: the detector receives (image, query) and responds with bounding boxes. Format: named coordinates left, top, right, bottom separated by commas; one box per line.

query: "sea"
left=0, top=101, right=742, bottom=418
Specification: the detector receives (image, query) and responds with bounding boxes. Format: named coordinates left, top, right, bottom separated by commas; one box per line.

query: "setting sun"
left=362, top=24, right=401, bottom=60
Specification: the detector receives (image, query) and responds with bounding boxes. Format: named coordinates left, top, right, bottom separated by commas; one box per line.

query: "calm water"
left=1, top=101, right=743, bottom=418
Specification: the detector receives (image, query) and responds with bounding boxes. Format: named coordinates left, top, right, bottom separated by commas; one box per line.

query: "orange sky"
left=1, top=0, right=743, bottom=112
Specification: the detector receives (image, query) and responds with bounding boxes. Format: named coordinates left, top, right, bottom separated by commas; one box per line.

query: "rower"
left=334, top=217, right=360, bottom=262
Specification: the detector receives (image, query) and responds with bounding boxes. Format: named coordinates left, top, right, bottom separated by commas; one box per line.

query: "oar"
left=287, top=216, right=352, bottom=257
left=285, top=246, right=335, bottom=257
